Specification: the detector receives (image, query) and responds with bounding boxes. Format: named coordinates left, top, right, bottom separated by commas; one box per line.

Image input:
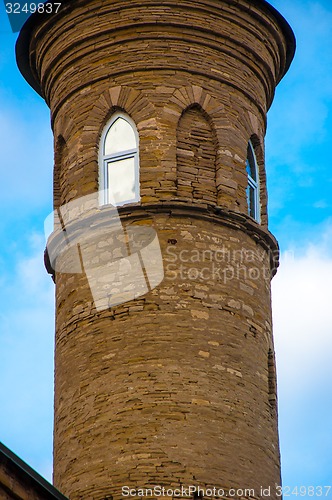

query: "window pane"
left=246, top=185, right=251, bottom=215
left=107, top=156, right=136, bottom=204
left=246, top=185, right=256, bottom=219
left=104, top=117, right=137, bottom=155
left=246, top=143, right=257, bottom=181
left=245, top=158, right=251, bottom=178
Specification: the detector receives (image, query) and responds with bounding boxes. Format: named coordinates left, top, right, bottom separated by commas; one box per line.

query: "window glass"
left=104, top=117, right=137, bottom=155
left=107, top=156, right=135, bottom=204
left=246, top=141, right=259, bottom=221
left=100, top=113, right=139, bottom=206
left=246, top=144, right=257, bottom=182
left=246, top=183, right=256, bottom=219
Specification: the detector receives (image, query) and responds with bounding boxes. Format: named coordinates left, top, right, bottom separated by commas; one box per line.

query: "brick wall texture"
left=0, top=453, right=61, bottom=500
left=19, top=0, right=294, bottom=498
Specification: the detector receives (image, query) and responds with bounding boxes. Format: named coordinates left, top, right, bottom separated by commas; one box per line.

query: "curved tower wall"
left=17, top=1, right=295, bottom=499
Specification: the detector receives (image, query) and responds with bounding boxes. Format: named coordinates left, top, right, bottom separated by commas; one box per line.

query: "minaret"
left=17, top=1, right=295, bottom=499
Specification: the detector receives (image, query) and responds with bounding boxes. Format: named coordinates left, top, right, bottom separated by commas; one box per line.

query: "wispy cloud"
left=0, top=0, right=331, bottom=490
left=0, top=98, right=53, bottom=211
left=267, top=0, right=332, bottom=219
left=269, top=0, right=332, bottom=145
left=0, top=232, right=54, bottom=481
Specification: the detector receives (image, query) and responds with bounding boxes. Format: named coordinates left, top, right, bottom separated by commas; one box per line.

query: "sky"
left=0, top=0, right=331, bottom=495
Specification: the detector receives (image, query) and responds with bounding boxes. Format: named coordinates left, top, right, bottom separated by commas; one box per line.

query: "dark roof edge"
left=16, top=0, right=296, bottom=97
left=15, top=3, right=58, bottom=97
left=257, top=0, right=296, bottom=77
left=0, top=442, right=68, bottom=500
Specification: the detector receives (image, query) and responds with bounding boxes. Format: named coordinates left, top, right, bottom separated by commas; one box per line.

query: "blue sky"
left=0, top=0, right=331, bottom=495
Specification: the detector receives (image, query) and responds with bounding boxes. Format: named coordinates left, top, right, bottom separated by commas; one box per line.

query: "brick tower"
left=17, top=1, right=295, bottom=499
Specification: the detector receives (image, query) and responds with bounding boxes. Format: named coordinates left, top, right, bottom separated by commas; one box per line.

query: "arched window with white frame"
left=99, top=113, right=139, bottom=206
left=246, top=140, right=260, bottom=222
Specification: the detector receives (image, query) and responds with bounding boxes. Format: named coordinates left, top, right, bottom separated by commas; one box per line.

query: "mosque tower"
left=16, top=1, right=295, bottom=498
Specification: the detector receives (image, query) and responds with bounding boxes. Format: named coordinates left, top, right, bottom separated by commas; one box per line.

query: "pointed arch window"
left=246, top=140, right=260, bottom=222
left=100, top=113, right=139, bottom=206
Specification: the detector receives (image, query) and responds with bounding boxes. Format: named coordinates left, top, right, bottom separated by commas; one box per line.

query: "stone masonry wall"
left=53, top=211, right=280, bottom=499
left=17, top=0, right=295, bottom=498
left=24, top=0, right=294, bottom=228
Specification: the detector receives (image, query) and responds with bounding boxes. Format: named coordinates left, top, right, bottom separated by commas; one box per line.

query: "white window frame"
left=99, top=112, right=140, bottom=206
left=246, top=140, right=260, bottom=222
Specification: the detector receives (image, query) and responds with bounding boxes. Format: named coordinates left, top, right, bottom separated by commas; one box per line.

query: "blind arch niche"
left=176, top=106, right=217, bottom=204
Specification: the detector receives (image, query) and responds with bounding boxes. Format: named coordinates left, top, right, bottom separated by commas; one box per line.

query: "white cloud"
left=1, top=22, right=57, bottom=485
left=0, top=232, right=54, bottom=481
left=272, top=219, right=332, bottom=386
left=273, top=246, right=332, bottom=384
left=272, top=221, right=332, bottom=486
